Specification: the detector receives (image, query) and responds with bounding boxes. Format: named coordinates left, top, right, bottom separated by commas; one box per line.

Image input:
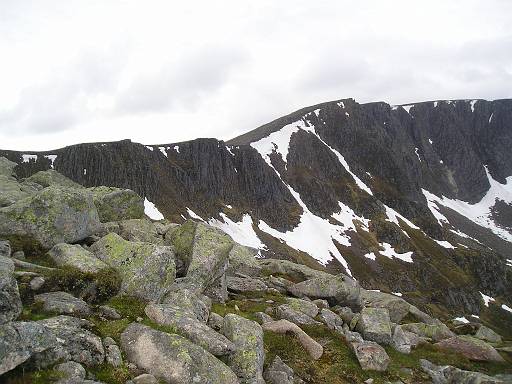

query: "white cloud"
left=0, top=0, right=511, bottom=150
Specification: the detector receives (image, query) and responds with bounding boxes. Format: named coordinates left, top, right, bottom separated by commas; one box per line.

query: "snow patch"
left=428, top=138, right=433, bottom=145
left=345, top=112, right=350, bottom=117
left=174, top=145, right=180, bottom=153
left=379, top=242, right=413, bottom=263
left=489, top=113, right=494, bottom=123
left=364, top=252, right=376, bottom=261
left=208, top=213, right=265, bottom=249
left=440, top=160, right=444, bottom=164
left=480, top=292, right=495, bottom=307
left=402, top=105, right=414, bottom=114
left=502, top=304, right=512, bottom=313
left=226, top=146, right=235, bottom=156
left=506, top=259, right=512, bottom=267
left=384, top=205, right=420, bottom=230
left=434, top=240, right=455, bottom=249
left=337, top=101, right=345, bottom=109
left=454, top=316, right=469, bottom=324
left=225, top=204, right=233, bottom=209
left=158, top=147, right=168, bottom=157
left=470, top=100, right=477, bottom=112
left=433, top=101, right=438, bottom=108
left=392, top=292, right=403, bottom=297
left=186, top=208, right=203, bottom=221
left=22, top=154, right=37, bottom=163
left=422, top=189, right=450, bottom=225
left=45, top=155, right=57, bottom=168
left=144, top=198, right=164, bottom=220
left=145, top=146, right=154, bottom=151
left=83, top=169, right=87, bottom=176
left=415, top=148, right=421, bottom=162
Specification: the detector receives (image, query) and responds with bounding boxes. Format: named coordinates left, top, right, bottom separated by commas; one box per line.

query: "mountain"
left=2, top=97, right=512, bottom=334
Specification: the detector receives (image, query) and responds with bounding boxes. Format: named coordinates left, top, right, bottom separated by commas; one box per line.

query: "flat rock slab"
left=275, top=304, right=321, bottom=326
left=0, top=255, right=22, bottom=324
left=350, top=340, right=390, bottom=371
left=356, top=307, right=392, bottom=345
left=227, top=276, right=268, bottom=293
left=435, top=335, right=505, bottom=362
left=34, top=291, right=91, bottom=317
left=47, top=243, right=108, bottom=273
left=120, top=323, right=239, bottom=384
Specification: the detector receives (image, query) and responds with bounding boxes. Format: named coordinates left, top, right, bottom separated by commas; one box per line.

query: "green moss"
left=1, top=367, right=64, bottom=384
left=105, top=295, right=147, bottom=320
left=92, top=318, right=131, bottom=342
left=88, top=363, right=133, bottom=384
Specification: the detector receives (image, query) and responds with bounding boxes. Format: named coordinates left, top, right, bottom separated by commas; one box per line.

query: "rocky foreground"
left=0, top=158, right=511, bottom=383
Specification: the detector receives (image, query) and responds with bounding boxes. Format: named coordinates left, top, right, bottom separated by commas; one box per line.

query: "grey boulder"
left=47, top=243, right=108, bottom=273
left=0, top=240, right=11, bottom=257
left=227, top=244, right=262, bottom=277
left=227, top=276, right=268, bottom=294
left=264, top=356, right=304, bottom=384
left=88, top=186, right=144, bottom=223
left=34, top=291, right=92, bottom=317
left=0, top=256, right=22, bottom=324
left=355, top=307, right=392, bottom=345
left=275, top=304, right=321, bottom=326
left=350, top=340, right=390, bottom=371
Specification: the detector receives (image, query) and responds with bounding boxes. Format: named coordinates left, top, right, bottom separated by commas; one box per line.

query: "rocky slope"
left=0, top=166, right=511, bottom=383
left=1, top=98, right=512, bottom=334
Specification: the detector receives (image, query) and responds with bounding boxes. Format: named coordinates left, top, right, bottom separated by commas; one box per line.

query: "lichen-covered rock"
left=275, top=304, right=321, bottom=326
left=401, top=322, right=455, bottom=342
left=55, top=361, right=86, bottom=382
left=120, top=323, right=239, bottom=384
left=227, top=276, right=268, bottom=294
left=318, top=308, right=343, bottom=332
left=392, top=325, right=421, bottom=354
left=360, top=290, right=411, bottom=323
left=435, top=335, right=505, bottom=362
left=25, top=170, right=83, bottom=189
left=103, top=337, right=123, bottom=367
left=223, top=314, right=265, bottom=384
left=162, top=288, right=211, bottom=322
left=0, top=157, right=17, bottom=177
left=0, top=240, right=11, bottom=257
left=128, top=374, right=159, bottom=384
left=263, top=355, right=304, bottom=384
left=0, top=321, right=56, bottom=375
left=0, top=186, right=101, bottom=251
left=285, top=297, right=319, bottom=318
left=30, top=275, right=45, bottom=291
left=288, top=274, right=362, bottom=310
left=90, top=233, right=176, bottom=302
left=266, top=275, right=294, bottom=294
left=0, top=176, right=31, bottom=207
left=0, top=255, right=22, bottom=324
left=104, top=218, right=163, bottom=245
left=356, top=307, right=392, bottom=345
left=350, top=340, right=390, bottom=371
left=254, top=312, right=273, bottom=324
left=258, top=259, right=328, bottom=282
left=145, top=303, right=236, bottom=357
left=35, top=316, right=104, bottom=367
left=47, top=243, right=108, bottom=273
left=88, top=186, right=144, bottom=222
left=262, top=320, right=323, bottom=360
left=420, top=359, right=505, bottom=384
left=97, top=305, right=121, bottom=320
left=474, top=325, right=502, bottom=344
left=332, top=306, right=355, bottom=324
left=227, top=244, right=262, bottom=277
left=34, top=291, right=92, bottom=317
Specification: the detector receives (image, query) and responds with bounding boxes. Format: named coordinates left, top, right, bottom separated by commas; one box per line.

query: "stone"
left=288, top=274, right=362, bottom=310
left=130, top=374, right=159, bottom=384
left=145, top=303, right=235, bottom=356
left=0, top=240, right=11, bottom=257
left=312, top=299, right=329, bottom=309
left=264, top=355, right=304, bottom=384
left=360, top=290, right=411, bottom=323
left=0, top=157, right=17, bottom=177
left=55, top=361, right=86, bottom=381
left=401, top=322, right=455, bottom=342
left=24, top=170, right=83, bottom=189
left=356, top=307, right=392, bottom=345
left=332, top=306, right=355, bottom=324
left=266, top=275, right=294, bottom=294
left=344, top=330, right=364, bottom=343
left=98, top=305, right=121, bottom=320
left=0, top=186, right=102, bottom=251
left=90, top=233, right=176, bottom=302
left=203, top=272, right=228, bottom=303
left=0, top=256, right=22, bottom=324
left=30, top=276, right=45, bottom=290
left=275, top=304, right=321, bottom=326
left=34, top=291, right=92, bottom=317
left=223, top=314, right=265, bottom=384
left=285, top=297, right=319, bottom=318
left=318, top=308, right=344, bottom=332
left=207, top=312, right=224, bottom=332
left=162, top=288, right=211, bottom=322
left=36, top=316, right=104, bottom=367
left=227, top=276, right=268, bottom=293
left=262, top=320, right=323, bottom=360
left=258, top=259, right=328, bottom=282
left=0, top=176, right=31, bottom=207
left=350, top=340, right=390, bottom=371
left=254, top=312, right=274, bottom=324
left=435, top=335, right=505, bottom=362
left=12, top=250, right=25, bottom=259
left=474, top=325, right=502, bottom=344
left=104, top=338, right=122, bottom=367
left=112, top=218, right=163, bottom=245
left=120, top=323, right=239, bottom=384
left=392, top=325, right=421, bottom=354
left=88, top=186, right=144, bottom=222
left=47, top=243, right=108, bottom=273
left=420, top=359, right=505, bottom=384
left=227, top=244, right=262, bottom=277
left=0, top=321, right=56, bottom=375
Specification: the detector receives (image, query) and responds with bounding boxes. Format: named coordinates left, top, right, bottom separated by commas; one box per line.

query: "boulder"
left=401, top=322, right=455, bottom=342
left=106, top=218, right=163, bottom=245
left=435, top=335, right=505, bottom=362
left=318, top=308, right=343, bottom=332
left=162, top=288, right=211, bottom=322
left=223, top=314, right=265, bottom=384
left=0, top=157, right=17, bottom=177
left=88, top=186, right=144, bottom=222
left=0, top=321, right=56, bottom=375
left=34, top=291, right=92, bottom=317
left=35, top=316, right=104, bottom=367
left=391, top=325, right=421, bottom=354
left=264, top=355, right=304, bottom=384
left=24, top=170, right=83, bottom=189
left=360, top=290, right=411, bottom=323
left=266, top=275, right=294, bottom=294
left=0, top=186, right=101, bottom=251
left=227, top=244, right=262, bottom=277
left=97, top=305, right=121, bottom=320
left=145, top=303, right=236, bottom=357
left=420, top=359, right=505, bottom=384
left=203, top=272, right=228, bottom=303
left=103, top=337, right=123, bottom=367
left=286, top=297, right=319, bottom=318
left=120, top=323, right=239, bottom=384
left=258, top=259, right=328, bottom=282
left=254, top=312, right=274, bottom=324
left=0, top=240, right=11, bottom=257
left=128, top=374, right=159, bottom=384
left=288, top=274, right=362, bottom=310
left=312, top=299, right=329, bottom=309
left=474, top=325, right=502, bottom=344
left=55, top=361, right=86, bottom=381
left=30, top=276, right=45, bottom=291
left=355, top=307, right=392, bottom=345
left=207, top=312, right=224, bottom=332
left=275, top=304, right=321, bottom=326
left=332, top=306, right=355, bottom=324
left=227, top=276, right=268, bottom=294
left=0, top=256, right=22, bottom=324
left=47, top=243, right=108, bottom=273
left=0, top=175, right=31, bottom=208
left=350, top=340, right=390, bottom=371
left=90, top=233, right=176, bottom=302
left=262, top=320, right=323, bottom=360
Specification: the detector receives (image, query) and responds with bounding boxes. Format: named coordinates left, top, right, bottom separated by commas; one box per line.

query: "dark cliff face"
left=2, top=97, right=512, bottom=324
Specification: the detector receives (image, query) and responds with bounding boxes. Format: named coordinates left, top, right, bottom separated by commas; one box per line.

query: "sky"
left=0, top=0, right=511, bottom=151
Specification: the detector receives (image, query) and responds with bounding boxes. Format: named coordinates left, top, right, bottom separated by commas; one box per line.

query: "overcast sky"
left=0, top=0, right=511, bottom=150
